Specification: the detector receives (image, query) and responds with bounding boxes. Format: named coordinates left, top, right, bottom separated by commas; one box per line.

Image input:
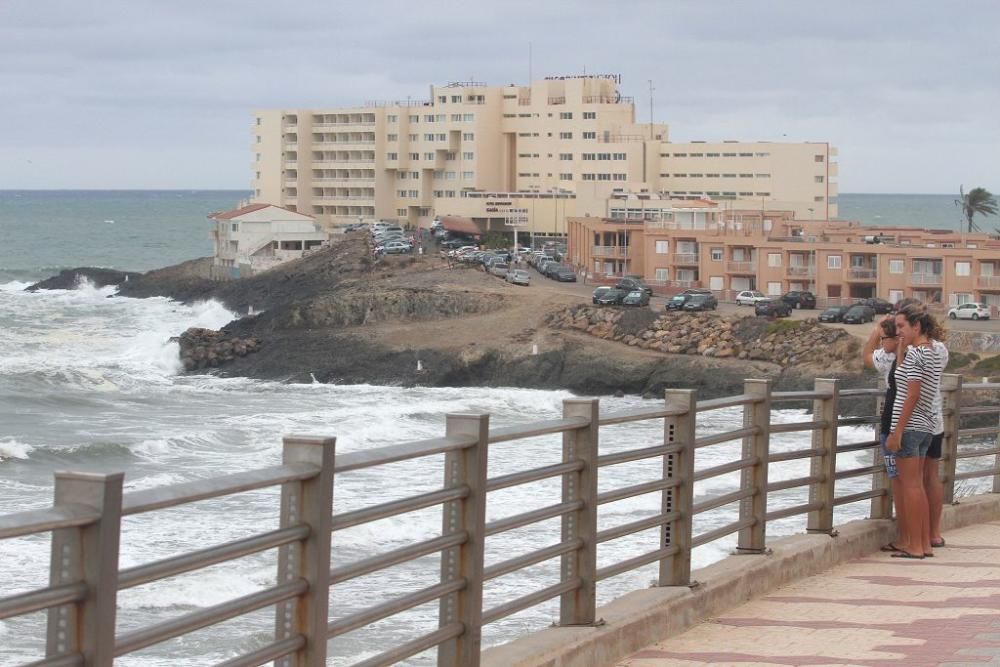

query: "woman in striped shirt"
left=885, top=303, right=946, bottom=559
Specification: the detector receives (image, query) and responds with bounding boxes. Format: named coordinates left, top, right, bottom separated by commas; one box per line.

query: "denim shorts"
left=880, top=434, right=898, bottom=478
left=898, top=430, right=932, bottom=459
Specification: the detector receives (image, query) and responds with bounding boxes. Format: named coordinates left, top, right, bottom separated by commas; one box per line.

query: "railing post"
left=438, top=413, right=489, bottom=667
left=870, top=377, right=893, bottom=520
left=940, top=374, right=962, bottom=503
left=659, top=389, right=697, bottom=586
left=559, top=398, right=599, bottom=626
left=46, top=472, right=124, bottom=667
left=737, top=379, right=771, bottom=553
left=807, top=378, right=840, bottom=534
left=274, top=436, right=335, bottom=667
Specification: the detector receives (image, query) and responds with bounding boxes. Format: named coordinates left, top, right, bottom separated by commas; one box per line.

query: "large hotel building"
left=251, top=75, right=836, bottom=233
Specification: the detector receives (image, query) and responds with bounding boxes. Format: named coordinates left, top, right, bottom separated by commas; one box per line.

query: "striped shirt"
left=890, top=343, right=945, bottom=434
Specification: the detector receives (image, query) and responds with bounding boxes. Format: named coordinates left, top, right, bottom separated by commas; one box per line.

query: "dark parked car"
left=842, top=304, right=876, bottom=324
left=756, top=299, right=792, bottom=317
left=683, top=293, right=718, bottom=311
left=855, top=297, right=894, bottom=314
left=593, top=287, right=627, bottom=305
left=616, top=277, right=653, bottom=296
left=781, top=291, right=817, bottom=309
left=818, top=305, right=851, bottom=323
left=665, top=294, right=691, bottom=311
left=622, top=290, right=650, bottom=306
left=553, top=267, right=578, bottom=282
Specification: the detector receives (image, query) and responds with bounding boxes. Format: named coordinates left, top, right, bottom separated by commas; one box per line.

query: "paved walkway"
left=617, top=521, right=1000, bottom=667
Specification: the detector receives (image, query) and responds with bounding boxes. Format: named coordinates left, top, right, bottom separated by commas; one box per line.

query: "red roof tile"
left=208, top=203, right=313, bottom=220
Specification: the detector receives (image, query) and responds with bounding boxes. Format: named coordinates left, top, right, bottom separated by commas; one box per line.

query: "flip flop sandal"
left=931, top=539, right=946, bottom=547
left=891, top=551, right=925, bottom=559
left=880, top=543, right=902, bottom=552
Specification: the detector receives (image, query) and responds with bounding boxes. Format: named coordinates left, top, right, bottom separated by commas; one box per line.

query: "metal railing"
left=1, top=378, right=998, bottom=666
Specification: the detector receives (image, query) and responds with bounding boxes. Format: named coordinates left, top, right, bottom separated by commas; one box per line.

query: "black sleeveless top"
left=881, top=357, right=897, bottom=435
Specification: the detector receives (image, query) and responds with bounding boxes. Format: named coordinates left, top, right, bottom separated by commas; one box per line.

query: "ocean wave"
left=0, top=438, right=33, bottom=461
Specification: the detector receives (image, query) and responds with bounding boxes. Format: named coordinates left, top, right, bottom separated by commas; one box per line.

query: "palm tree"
left=956, top=186, right=998, bottom=232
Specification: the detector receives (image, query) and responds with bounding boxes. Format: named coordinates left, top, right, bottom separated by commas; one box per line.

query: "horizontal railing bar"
left=596, top=544, right=680, bottom=581
left=330, top=532, right=467, bottom=585
left=834, top=465, right=884, bottom=481
left=769, top=447, right=825, bottom=463
left=484, top=539, right=582, bottom=582
left=836, top=440, right=879, bottom=454
left=695, top=394, right=755, bottom=412
left=954, top=467, right=1000, bottom=481
left=767, top=475, right=824, bottom=493
left=122, top=463, right=318, bottom=516
left=486, top=461, right=583, bottom=492
left=693, top=457, right=758, bottom=482
left=769, top=420, right=827, bottom=434
left=0, top=504, right=101, bottom=540
left=327, top=579, right=466, bottom=638
left=597, top=443, right=683, bottom=468
left=960, top=405, right=1000, bottom=415
left=481, top=578, right=581, bottom=625
left=23, top=654, right=84, bottom=667
left=956, top=446, right=1000, bottom=460
left=331, top=486, right=469, bottom=531
left=119, top=525, right=309, bottom=590
left=770, top=390, right=833, bottom=401
left=596, top=477, right=679, bottom=506
left=488, top=416, right=589, bottom=444
left=958, top=426, right=1000, bottom=438
left=596, top=511, right=680, bottom=544
left=352, top=622, right=465, bottom=667
left=692, top=487, right=756, bottom=515
left=962, top=382, right=1000, bottom=391
left=766, top=501, right=824, bottom=522
left=837, top=415, right=881, bottom=426
left=485, top=500, right=583, bottom=537
left=115, top=579, right=307, bottom=656
left=690, top=517, right=756, bottom=548
left=598, top=406, right=687, bottom=425
left=214, top=636, right=306, bottom=667
left=832, top=489, right=885, bottom=507
left=0, top=581, right=87, bottom=620
left=694, top=426, right=759, bottom=449
left=839, top=388, right=885, bottom=397
left=334, top=435, right=477, bottom=473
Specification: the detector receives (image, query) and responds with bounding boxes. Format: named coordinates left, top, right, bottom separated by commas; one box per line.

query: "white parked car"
left=735, top=290, right=769, bottom=306
left=506, top=269, right=530, bottom=286
left=948, top=303, right=991, bottom=320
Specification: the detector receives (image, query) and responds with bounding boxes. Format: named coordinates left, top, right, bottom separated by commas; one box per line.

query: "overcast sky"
left=1, top=0, right=997, bottom=193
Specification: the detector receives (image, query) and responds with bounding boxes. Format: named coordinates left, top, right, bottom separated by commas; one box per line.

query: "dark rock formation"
left=26, top=268, right=142, bottom=291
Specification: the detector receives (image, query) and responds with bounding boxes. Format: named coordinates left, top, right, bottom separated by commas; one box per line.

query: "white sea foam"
left=0, top=438, right=33, bottom=460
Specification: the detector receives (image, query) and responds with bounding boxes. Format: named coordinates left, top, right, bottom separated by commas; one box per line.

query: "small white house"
left=209, top=203, right=329, bottom=278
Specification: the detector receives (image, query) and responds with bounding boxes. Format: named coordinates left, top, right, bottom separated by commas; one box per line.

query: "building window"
left=463, top=113, right=474, bottom=121
left=815, top=175, right=825, bottom=183
left=654, top=268, right=669, bottom=281
left=597, top=153, right=611, bottom=160
left=410, top=171, right=419, bottom=179
left=768, top=253, right=782, bottom=268
left=387, top=114, right=397, bottom=122
left=462, top=132, right=474, bottom=140
left=655, top=241, right=669, bottom=254
left=409, top=115, right=419, bottom=122
left=597, top=173, right=611, bottom=181
left=387, top=134, right=398, bottom=141
left=408, top=190, right=419, bottom=198
left=559, top=173, right=573, bottom=180
left=559, top=153, right=572, bottom=160
left=956, top=261, right=971, bottom=276
left=559, top=112, right=573, bottom=119
left=386, top=153, right=397, bottom=160
left=559, top=132, right=573, bottom=139
left=582, top=173, right=595, bottom=181
left=613, top=153, right=626, bottom=160
left=583, top=131, right=596, bottom=139
left=582, top=153, right=595, bottom=160
left=445, top=171, right=456, bottom=180
left=583, top=111, right=596, bottom=120
left=462, top=152, right=474, bottom=160
left=889, top=259, right=904, bottom=274
left=424, top=152, right=434, bottom=160
left=814, top=196, right=825, bottom=202
left=612, top=174, right=626, bottom=181
left=437, top=133, right=446, bottom=141
left=710, top=247, right=723, bottom=261
left=767, top=281, right=782, bottom=296
left=827, top=255, right=842, bottom=269
left=815, top=155, right=825, bottom=162
left=462, top=171, right=474, bottom=179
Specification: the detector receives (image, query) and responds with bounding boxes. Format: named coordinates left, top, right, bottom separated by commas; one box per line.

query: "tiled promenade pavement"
left=617, top=521, right=1000, bottom=667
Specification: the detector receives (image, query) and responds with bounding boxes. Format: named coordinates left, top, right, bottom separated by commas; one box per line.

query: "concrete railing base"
left=482, top=493, right=1000, bottom=667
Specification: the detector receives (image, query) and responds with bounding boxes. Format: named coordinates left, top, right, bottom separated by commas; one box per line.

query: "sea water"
left=0, top=190, right=982, bottom=665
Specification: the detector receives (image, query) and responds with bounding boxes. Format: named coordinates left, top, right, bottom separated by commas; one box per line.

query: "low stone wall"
left=481, top=493, right=1000, bottom=667
left=547, top=306, right=860, bottom=367
left=947, top=330, right=1000, bottom=354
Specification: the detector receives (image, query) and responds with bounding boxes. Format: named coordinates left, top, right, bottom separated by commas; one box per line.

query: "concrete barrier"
left=482, top=493, right=1000, bottom=667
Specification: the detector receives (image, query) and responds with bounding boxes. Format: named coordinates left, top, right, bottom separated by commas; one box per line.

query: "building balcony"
left=284, top=161, right=298, bottom=169
left=910, top=273, right=943, bottom=286
left=976, top=276, right=1000, bottom=290
left=284, top=180, right=297, bottom=187
left=312, top=178, right=375, bottom=185
left=312, top=122, right=375, bottom=130
left=283, top=143, right=298, bottom=151
left=726, top=260, right=757, bottom=274
left=787, top=266, right=816, bottom=277
left=592, top=245, right=628, bottom=257
left=673, top=253, right=699, bottom=265
left=846, top=268, right=878, bottom=282
left=314, top=195, right=375, bottom=202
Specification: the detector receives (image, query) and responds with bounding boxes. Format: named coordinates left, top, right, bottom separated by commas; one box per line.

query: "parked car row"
left=530, top=253, right=577, bottom=282
left=591, top=286, right=649, bottom=307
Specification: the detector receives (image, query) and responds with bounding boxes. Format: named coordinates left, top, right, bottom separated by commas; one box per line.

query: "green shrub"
left=946, top=351, right=980, bottom=371
left=972, top=355, right=1000, bottom=373
left=766, top=319, right=802, bottom=335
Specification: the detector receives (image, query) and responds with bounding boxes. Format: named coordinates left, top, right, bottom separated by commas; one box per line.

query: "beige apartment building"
left=567, top=206, right=1000, bottom=310
left=251, top=75, right=836, bottom=234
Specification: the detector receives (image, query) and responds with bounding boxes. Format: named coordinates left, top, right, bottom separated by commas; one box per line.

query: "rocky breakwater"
left=547, top=307, right=861, bottom=370
left=174, top=328, right=262, bottom=371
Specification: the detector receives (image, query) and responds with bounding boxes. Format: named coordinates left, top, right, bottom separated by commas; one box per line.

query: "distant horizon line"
left=0, top=189, right=969, bottom=197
